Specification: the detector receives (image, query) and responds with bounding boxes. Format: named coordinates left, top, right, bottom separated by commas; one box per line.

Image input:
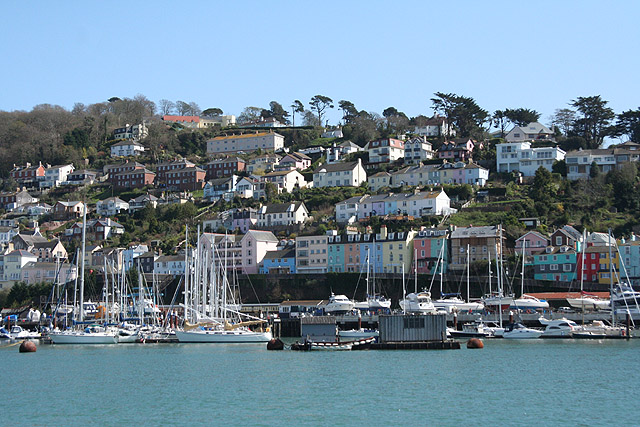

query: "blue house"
left=260, top=247, right=296, bottom=274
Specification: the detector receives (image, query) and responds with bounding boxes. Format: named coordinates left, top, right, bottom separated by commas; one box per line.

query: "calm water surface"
left=1, top=339, right=639, bottom=426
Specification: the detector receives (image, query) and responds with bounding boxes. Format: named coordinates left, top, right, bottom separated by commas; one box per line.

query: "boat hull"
left=175, top=329, right=272, bottom=343
left=49, top=332, right=118, bottom=344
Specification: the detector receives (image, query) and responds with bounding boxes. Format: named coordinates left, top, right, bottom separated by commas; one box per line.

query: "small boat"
left=49, top=325, right=118, bottom=344
left=573, top=320, right=626, bottom=339
left=539, top=318, right=578, bottom=338
left=325, top=293, right=355, bottom=315
left=502, top=322, right=542, bottom=339
left=175, top=326, right=272, bottom=343
left=612, top=282, right=640, bottom=308
left=4, top=326, right=41, bottom=340
left=291, top=337, right=375, bottom=351
left=338, top=328, right=379, bottom=339
left=566, top=294, right=610, bottom=311
left=482, top=292, right=514, bottom=312
left=399, top=291, right=438, bottom=314
left=449, top=321, right=494, bottom=338
left=511, top=294, right=549, bottom=311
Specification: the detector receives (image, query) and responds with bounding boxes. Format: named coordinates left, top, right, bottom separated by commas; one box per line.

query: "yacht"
left=510, top=294, right=549, bottom=311
left=539, top=318, right=578, bottom=338
left=482, top=292, right=514, bottom=312
left=433, top=294, right=484, bottom=313
left=399, top=291, right=438, bottom=314
left=502, top=322, right=542, bottom=339
left=449, top=321, right=494, bottom=338
left=566, top=294, right=610, bottom=311
left=325, top=293, right=355, bottom=315
left=612, top=283, right=640, bottom=308
left=49, top=325, right=118, bottom=344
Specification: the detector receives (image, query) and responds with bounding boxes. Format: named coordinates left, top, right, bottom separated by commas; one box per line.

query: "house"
left=206, top=132, right=285, bottom=155
left=326, top=140, right=361, bottom=163
left=368, top=172, right=391, bottom=192
left=550, top=226, right=581, bottom=250
left=0, top=226, right=19, bottom=247
left=154, top=255, right=186, bottom=276
left=586, top=231, right=615, bottom=247
left=203, top=176, right=238, bottom=202
left=202, top=157, right=246, bottom=180
left=496, top=141, right=566, bottom=177
left=313, top=159, right=367, bottom=188
left=403, top=136, right=435, bottom=164
left=327, top=233, right=347, bottom=273
left=235, top=177, right=266, bottom=200
left=260, top=247, right=296, bottom=274
left=112, top=123, right=148, bottom=141
left=2, top=250, right=38, bottom=283
left=122, top=244, right=149, bottom=271
left=162, top=165, right=206, bottom=191
left=238, top=117, right=285, bottom=128
left=40, top=164, right=75, bottom=188
left=565, top=147, right=640, bottom=180
left=414, top=228, right=449, bottom=274
left=618, top=235, right=640, bottom=283
left=12, top=233, right=67, bottom=262
left=155, top=158, right=196, bottom=184
left=200, top=230, right=279, bottom=274
left=161, top=115, right=200, bottom=128
left=515, top=231, right=550, bottom=256
left=0, top=189, right=38, bottom=211
left=321, top=128, right=344, bottom=139
left=438, top=161, right=489, bottom=186
left=10, top=162, right=45, bottom=186
left=96, top=197, right=129, bottom=217
left=110, top=140, right=145, bottom=157
left=334, top=195, right=368, bottom=224
left=21, top=262, right=77, bottom=285
left=366, top=138, right=404, bottom=164
left=391, top=164, right=440, bottom=188
left=92, top=247, right=123, bottom=272
left=296, top=234, right=329, bottom=274
left=53, top=201, right=85, bottom=221
left=246, top=154, right=281, bottom=174
left=113, top=167, right=155, bottom=190
left=438, top=139, right=475, bottom=163
left=63, top=170, right=97, bottom=186
left=128, top=194, right=158, bottom=212
left=413, top=114, right=455, bottom=137
left=230, top=208, right=258, bottom=233
left=135, top=251, right=158, bottom=274
left=257, top=202, right=309, bottom=227
left=505, top=122, right=555, bottom=143
left=449, top=226, right=505, bottom=271
left=199, top=115, right=237, bottom=128
left=104, top=161, right=145, bottom=183
left=261, top=169, right=307, bottom=193
left=65, top=219, right=125, bottom=241
left=376, top=226, right=417, bottom=274
left=19, top=202, right=52, bottom=217
left=532, top=246, right=578, bottom=283
left=277, top=152, right=312, bottom=171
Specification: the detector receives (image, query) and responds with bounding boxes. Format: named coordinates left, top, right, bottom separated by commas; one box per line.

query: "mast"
left=521, top=239, right=526, bottom=298
left=73, top=248, right=79, bottom=323
left=466, top=243, right=470, bottom=303
left=580, top=229, right=586, bottom=325
left=79, top=204, right=87, bottom=323
left=184, top=225, right=189, bottom=324
left=402, top=263, right=406, bottom=315
left=414, top=248, right=418, bottom=294
left=608, top=228, right=614, bottom=325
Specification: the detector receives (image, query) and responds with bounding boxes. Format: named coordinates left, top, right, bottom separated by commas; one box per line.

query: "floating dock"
left=371, top=340, right=460, bottom=350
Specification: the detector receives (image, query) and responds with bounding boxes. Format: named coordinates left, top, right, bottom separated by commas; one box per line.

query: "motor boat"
left=573, top=320, right=626, bottom=339
left=325, top=293, right=355, bottom=315
left=482, top=293, right=514, bottom=312
left=502, top=322, right=542, bottom=339
left=566, top=294, right=610, bottom=311
left=510, top=294, right=549, bottom=311
left=612, top=283, right=640, bottom=308
left=4, top=325, right=41, bottom=340
left=433, top=294, right=484, bottom=313
left=539, top=318, right=578, bottom=338
left=449, top=321, right=494, bottom=338
left=399, top=291, right=437, bottom=314
left=338, top=328, right=379, bottom=340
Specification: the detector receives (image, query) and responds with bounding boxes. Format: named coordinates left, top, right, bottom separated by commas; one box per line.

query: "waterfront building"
left=618, top=235, right=640, bottom=283
left=376, top=226, right=417, bottom=274
left=296, top=235, right=328, bottom=274
left=260, top=246, right=296, bottom=274
left=327, top=233, right=346, bottom=273
left=413, top=228, right=449, bottom=274
left=532, top=246, right=578, bottom=283
left=449, top=225, right=504, bottom=271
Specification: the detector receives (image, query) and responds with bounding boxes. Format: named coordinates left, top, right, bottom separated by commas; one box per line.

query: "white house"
left=505, top=122, right=555, bottom=143
left=128, top=194, right=158, bottom=212
left=366, top=138, right=404, bottom=164
left=261, top=170, right=307, bottom=193
left=110, top=140, right=145, bottom=157
left=246, top=154, right=281, bottom=174
left=2, top=250, right=38, bottom=283
left=0, top=226, right=19, bottom=247
left=122, top=244, right=149, bottom=271
left=96, top=197, right=129, bottom=216
left=326, top=140, right=361, bottom=163
left=403, top=136, right=434, bottom=164
left=413, top=115, right=455, bottom=137
left=391, top=164, right=440, bottom=187
left=565, top=147, right=640, bottom=180
left=321, top=128, right=344, bottom=138
left=206, top=132, right=285, bottom=155
left=113, top=123, right=148, bottom=141
left=312, top=159, right=366, bottom=188
left=438, top=161, right=489, bottom=186
left=496, top=141, right=566, bottom=176
left=334, top=195, right=368, bottom=224
left=154, top=255, right=186, bottom=276
left=257, top=202, right=309, bottom=227
left=40, top=164, right=75, bottom=188
left=203, top=175, right=238, bottom=202
left=367, top=172, right=392, bottom=192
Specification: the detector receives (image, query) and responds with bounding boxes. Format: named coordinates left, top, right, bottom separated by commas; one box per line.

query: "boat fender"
left=19, top=340, right=37, bottom=353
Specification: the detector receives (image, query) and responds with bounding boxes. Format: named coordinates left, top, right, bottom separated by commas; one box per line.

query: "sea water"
left=1, top=339, right=639, bottom=426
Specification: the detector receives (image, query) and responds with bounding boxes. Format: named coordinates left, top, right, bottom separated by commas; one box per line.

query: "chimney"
left=380, top=224, right=388, bottom=240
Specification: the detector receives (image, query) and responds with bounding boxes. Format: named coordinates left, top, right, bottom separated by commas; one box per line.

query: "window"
left=550, top=264, right=558, bottom=271
left=563, top=264, right=571, bottom=272
left=555, top=236, right=562, bottom=246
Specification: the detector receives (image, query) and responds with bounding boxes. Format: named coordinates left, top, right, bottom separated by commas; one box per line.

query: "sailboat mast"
left=466, top=243, right=470, bottom=303
left=521, top=239, right=526, bottom=297
left=79, top=204, right=87, bottom=323
left=581, top=229, right=586, bottom=325
left=402, top=263, right=406, bottom=315
left=608, top=228, right=615, bottom=325
left=414, top=248, right=418, bottom=294
left=184, top=225, right=189, bottom=324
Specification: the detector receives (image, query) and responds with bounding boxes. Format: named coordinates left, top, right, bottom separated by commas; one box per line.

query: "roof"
left=208, top=132, right=283, bottom=141
left=99, top=197, right=127, bottom=204
left=7, top=250, right=37, bottom=257
left=111, top=140, right=144, bottom=148
left=263, top=170, right=300, bottom=177
left=369, top=171, right=391, bottom=178
left=516, top=231, right=549, bottom=242
left=509, top=122, right=554, bottom=135
left=162, top=115, right=200, bottom=123
left=283, top=152, right=311, bottom=161
left=57, top=201, right=84, bottom=207
left=263, top=248, right=296, bottom=260
left=451, top=225, right=501, bottom=239
left=156, top=255, right=185, bottom=262
left=260, top=201, right=306, bottom=214
left=314, top=161, right=360, bottom=174
left=339, top=140, right=361, bottom=149
left=206, top=176, right=235, bottom=186
left=207, top=157, right=245, bottom=165
left=245, top=230, right=279, bottom=243
left=116, top=168, right=155, bottom=177
left=532, top=246, right=577, bottom=255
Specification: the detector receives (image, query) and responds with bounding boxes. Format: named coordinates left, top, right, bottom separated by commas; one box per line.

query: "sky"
left=1, top=1, right=638, bottom=129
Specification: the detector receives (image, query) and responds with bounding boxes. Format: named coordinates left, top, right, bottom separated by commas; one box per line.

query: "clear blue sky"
left=1, top=1, right=638, bottom=128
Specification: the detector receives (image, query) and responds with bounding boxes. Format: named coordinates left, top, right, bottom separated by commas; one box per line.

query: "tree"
left=338, top=100, right=358, bottom=124
left=301, top=109, right=321, bottom=127
left=550, top=108, right=576, bottom=136
left=612, top=107, right=640, bottom=143
left=382, top=107, right=408, bottom=136
left=431, top=92, right=488, bottom=138
left=492, top=110, right=508, bottom=138
left=570, top=95, right=615, bottom=148
left=290, top=100, right=304, bottom=127
left=202, top=108, right=223, bottom=117
left=261, top=101, right=290, bottom=124
left=175, top=100, right=191, bottom=116
left=529, top=166, right=556, bottom=202
left=504, top=108, right=540, bottom=127
left=552, top=160, right=567, bottom=177
left=309, top=95, right=334, bottom=127
left=589, top=161, right=601, bottom=179
left=237, top=106, right=262, bottom=124
left=159, top=99, right=175, bottom=116
left=187, top=102, right=201, bottom=116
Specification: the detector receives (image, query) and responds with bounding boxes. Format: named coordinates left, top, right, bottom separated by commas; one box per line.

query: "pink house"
left=438, top=138, right=476, bottom=162
left=515, top=231, right=549, bottom=256
left=239, top=230, right=279, bottom=274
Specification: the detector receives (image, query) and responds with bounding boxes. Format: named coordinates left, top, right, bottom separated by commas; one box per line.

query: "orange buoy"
left=19, top=340, right=37, bottom=353
left=267, top=338, right=284, bottom=350
left=467, top=338, right=484, bottom=349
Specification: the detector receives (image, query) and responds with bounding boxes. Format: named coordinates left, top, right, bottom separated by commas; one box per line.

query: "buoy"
left=467, top=338, right=484, bottom=349
left=267, top=338, right=284, bottom=350
left=19, top=340, right=37, bottom=353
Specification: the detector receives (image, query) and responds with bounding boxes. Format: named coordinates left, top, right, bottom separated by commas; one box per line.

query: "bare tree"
left=159, top=99, right=175, bottom=116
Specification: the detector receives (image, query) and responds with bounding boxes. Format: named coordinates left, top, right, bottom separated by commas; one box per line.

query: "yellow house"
left=596, top=246, right=620, bottom=285
left=377, top=226, right=417, bottom=274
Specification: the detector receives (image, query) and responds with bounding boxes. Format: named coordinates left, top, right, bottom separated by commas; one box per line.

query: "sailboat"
left=353, top=247, right=391, bottom=313
left=175, top=227, right=272, bottom=343
left=566, top=229, right=610, bottom=312
left=433, top=242, right=483, bottom=313
left=49, top=205, right=118, bottom=344
left=482, top=227, right=514, bottom=311
left=511, top=240, right=549, bottom=311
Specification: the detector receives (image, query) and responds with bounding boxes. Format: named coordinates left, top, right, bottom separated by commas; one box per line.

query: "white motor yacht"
left=502, top=322, right=542, bottom=339
left=433, top=294, right=484, bottom=313
left=539, top=318, right=578, bottom=338
left=325, top=293, right=355, bottom=315
left=399, top=291, right=437, bottom=314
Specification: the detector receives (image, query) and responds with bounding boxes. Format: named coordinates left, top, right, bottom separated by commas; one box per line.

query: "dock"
left=371, top=341, right=460, bottom=350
